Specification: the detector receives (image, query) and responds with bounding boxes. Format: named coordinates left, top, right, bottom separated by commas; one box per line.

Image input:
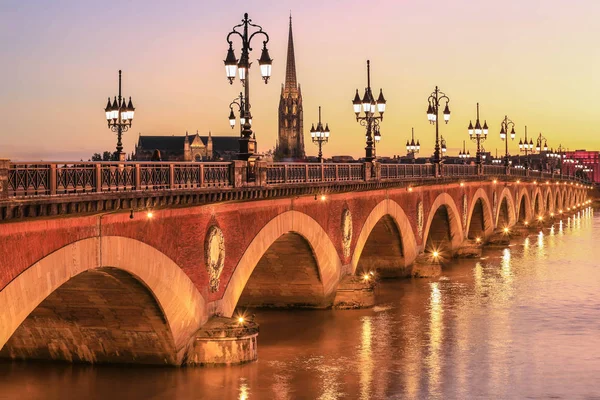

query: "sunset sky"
left=1, top=0, right=598, bottom=160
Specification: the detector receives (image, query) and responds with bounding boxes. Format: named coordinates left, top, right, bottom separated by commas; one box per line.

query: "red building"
left=563, top=150, right=600, bottom=183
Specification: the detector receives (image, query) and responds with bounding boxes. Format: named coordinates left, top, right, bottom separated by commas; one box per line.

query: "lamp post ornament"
left=427, top=86, right=451, bottom=165
left=467, top=102, right=488, bottom=166
left=352, top=60, right=386, bottom=162
left=224, top=13, right=273, bottom=161
left=499, top=115, right=516, bottom=167
left=310, top=106, right=330, bottom=163
left=104, top=70, right=135, bottom=161
left=406, top=127, right=420, bottom=159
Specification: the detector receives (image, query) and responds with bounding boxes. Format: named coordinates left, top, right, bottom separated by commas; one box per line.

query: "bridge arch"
left=351, top=198, right=417, bottom=277
left=495, top=187, right=517, bottom=228
left=422, top=193, right=464, bottom=254
left=465, top=188, right=494, bottom=239
left=219, top=210, right=342, bottom=316
left=0, top=236, right=206, bottom=365
left=544, top=188, right=553, bottom=213
left=515, top=187, right=532, bottom=223
left=532, top=190, right=543, bottom=216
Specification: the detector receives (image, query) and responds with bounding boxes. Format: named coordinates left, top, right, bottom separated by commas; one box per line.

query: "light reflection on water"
left=1, top=207, right=599, bottom=400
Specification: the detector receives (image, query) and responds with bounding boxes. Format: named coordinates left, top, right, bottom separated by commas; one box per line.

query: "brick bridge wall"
left=0, top=179, right=588, bottom=364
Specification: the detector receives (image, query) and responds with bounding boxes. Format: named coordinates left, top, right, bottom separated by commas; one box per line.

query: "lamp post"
left=499, top=115, right=516, bottom=167
left=310, top=106, right=330, bottom=163
left=534, top=132, right=549, bottom=171
left=440, top=135, right=447, bottom=159
left=104, top=70, right=135, bottom=161
left=467, top=103, right=488, bottom=166
left=427, top=86, right=451, bottom=165
left=224, top=13, right=272, bottom=161
left=555, top=144, right=567, bottom=176
left=518, top=126, right=534, bottom=169
left=534, top=132, right=548, bottom=153
left=459, top=140, right=471, bottom=164
left=406, top=128, right=420, bottom=160
left=228, top=92, right=246, bottom=137
left=352, top=60, right=386, bottom=162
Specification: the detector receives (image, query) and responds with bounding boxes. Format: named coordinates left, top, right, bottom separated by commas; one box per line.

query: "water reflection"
left=426, top=282, right=443, bottom=397
left=2, top=209, right=600, bottom=399
left=359, top=317, right=373, bottom=400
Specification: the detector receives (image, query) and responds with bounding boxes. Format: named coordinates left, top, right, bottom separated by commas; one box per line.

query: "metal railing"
left=380, top=164, right=435, bottom=179
left=7, top=162, right=232, bottom=197
left=483, top=165, right=505, bottom=175
left=265, top=163, right=363, bottom=185
left=441, top=164, right=477, bottom=176
left=4, top=160, right=587, bottom=199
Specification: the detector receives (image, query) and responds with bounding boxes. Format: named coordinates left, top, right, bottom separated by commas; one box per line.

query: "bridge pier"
left=185, top=317, right=259, bottom=367
left=332, top=275, right=376, bottom=309
left=456, top=239, right=483, bottom=258
left=411, top=254, right=442, bottom=278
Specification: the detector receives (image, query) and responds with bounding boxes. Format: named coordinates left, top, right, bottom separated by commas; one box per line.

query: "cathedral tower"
left=276, top=15, right=305, bottom=160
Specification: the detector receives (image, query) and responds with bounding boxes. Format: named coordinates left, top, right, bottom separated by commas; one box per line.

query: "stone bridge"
left=0, top=160, right=591, bottom=366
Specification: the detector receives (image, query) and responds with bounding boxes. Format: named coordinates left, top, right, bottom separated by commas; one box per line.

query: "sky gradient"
left=1, top=0, right=598, bottom=160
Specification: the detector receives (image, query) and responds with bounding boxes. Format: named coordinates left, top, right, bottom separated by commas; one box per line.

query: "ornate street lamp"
left=228, top=92, right=247, bottom=137
left=352, top=60, right=386, bottom=162
left=224, top=13, right=272, bottom=161
left=406, top=128, right=420, bottom=159
left=427, top=86, right=451, bottom=165
left=104, top=70, right=135, bottom=160
left=535, top=132, right=549, bottom=153
left=459, top=140, right=471, bottom=163
left=310, top=106, right=330, bottom=163
left=499, top=115, right=516, bottom=167
left=518, top=125, right=534, bottom=169
left=555, top=144, right=567, bottom=176
left=440, top=135, right=447, bottom=158
left=468, top=103, right=488, bottom=165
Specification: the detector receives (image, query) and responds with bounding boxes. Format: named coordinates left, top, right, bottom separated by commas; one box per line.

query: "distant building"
left=275, top=16, right=305, bottom=161
left=331, top=155, right=355, bottom=163
left=564, top=150, right=600, bottom=183
left=134, top=131, right=241, bottom=161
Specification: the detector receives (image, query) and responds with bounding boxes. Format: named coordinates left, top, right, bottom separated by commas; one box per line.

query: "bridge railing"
left=380, top=164, right=436, bottom=179
left=7, top=162, right=232, bottom=197
left=482, top=165, right=506, bottom=175
left=441, top=164, right=478, bottom=176
left=1, top=159, right=589, bottom=200
left=509, top=167, right=527, bottom=176
left=265, top=163, right=364, bottom=185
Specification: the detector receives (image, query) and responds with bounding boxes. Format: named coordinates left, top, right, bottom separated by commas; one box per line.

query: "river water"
left=1, top=208, right=599, bottom=400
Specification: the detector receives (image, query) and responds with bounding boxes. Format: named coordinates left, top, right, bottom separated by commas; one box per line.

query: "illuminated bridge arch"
left=0, top=237, right=207, bottom=365
left=219, top=211, right=342, bottom=317
left=515, top=187, right=533, bottom=223
left=351, top=198, right=418, bottom=277
left=495, top=187, right=517, bottom=228
left=422, top=193, right=464, bottom=254
left=465, top=188, right=494, bottom=239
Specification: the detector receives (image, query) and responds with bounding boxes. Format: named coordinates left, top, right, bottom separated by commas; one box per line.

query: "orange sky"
left=1, top=0, right=598, bottom=160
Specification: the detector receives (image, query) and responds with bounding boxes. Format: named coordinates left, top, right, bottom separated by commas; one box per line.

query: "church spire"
left=285, top=14, right=297, bottom=90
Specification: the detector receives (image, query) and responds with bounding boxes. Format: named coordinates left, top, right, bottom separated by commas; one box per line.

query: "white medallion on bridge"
left=341, top=209, right=353, bottom=258
left=462, top=194, right=468, bottom=229
left=417, top=201, right=424, bottom=238
left=205, top=225, right=225, bottom=293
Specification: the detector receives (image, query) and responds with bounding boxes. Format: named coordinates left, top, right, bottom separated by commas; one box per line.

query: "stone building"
left=275, top=16, right=305, bottom=160
left=134, top=131, right=241, bottom=161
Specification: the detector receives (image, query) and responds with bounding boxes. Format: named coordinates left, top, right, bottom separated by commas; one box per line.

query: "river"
left=1, top=208, right=599, bottom=400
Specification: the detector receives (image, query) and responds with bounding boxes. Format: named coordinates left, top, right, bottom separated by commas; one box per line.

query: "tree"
left=90, top=151, right=118, bottom=161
